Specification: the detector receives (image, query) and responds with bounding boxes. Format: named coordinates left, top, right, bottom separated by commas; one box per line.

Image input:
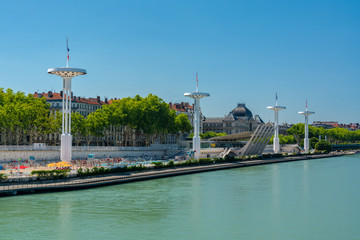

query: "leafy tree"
left=48, top=111, right=62, bottom=145
left=202, top=131, right=218, bottom=139
left=0, top=88, right=51, bottom=145
left=175, top=113, right=192, bottom=133
left=315, top=140, right=333, bottom=153
left=269, top=134, right=296, bottom=144
left=86, top=109, right=109, bottom=146
left=310, top=137, right=319, bottom=149
left=188, top=131, right=228, bottom=139
left=71, top=112, right=86, bottom=146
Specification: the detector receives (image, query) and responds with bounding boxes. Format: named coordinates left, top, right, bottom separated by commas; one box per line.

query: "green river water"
left=1, top=155, right=359, bottom=240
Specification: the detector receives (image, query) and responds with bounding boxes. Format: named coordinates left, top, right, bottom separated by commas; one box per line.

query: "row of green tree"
left=0, top=88, right=55, bottom=145
left=73, top=94, right=192, bottom=146
left=0, top=88, right=192, bottom=146
left=271, top=123, right=360, bottom=148
left=188, top=131, right=228, bottom=139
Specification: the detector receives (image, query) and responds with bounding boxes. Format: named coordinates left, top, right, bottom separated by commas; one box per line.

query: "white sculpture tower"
left=298, top=100, right=315, bottom=153
left=267, top=93, right=286, bottom=153
left=184, top=73, right=210, bottom=159
left=47, top=39, right=87, bottom=161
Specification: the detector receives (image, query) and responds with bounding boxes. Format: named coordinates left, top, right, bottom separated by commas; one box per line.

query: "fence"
left=0, top=145, right=181, bottom=152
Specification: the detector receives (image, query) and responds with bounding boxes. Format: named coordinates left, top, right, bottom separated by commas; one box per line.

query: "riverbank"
left=0, top=152, right=344, bottom=197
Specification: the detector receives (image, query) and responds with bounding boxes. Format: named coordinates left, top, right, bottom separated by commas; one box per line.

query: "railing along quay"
left=0, top=145, right=182, bottom=151
left=0, top=153, right=342, bottom=197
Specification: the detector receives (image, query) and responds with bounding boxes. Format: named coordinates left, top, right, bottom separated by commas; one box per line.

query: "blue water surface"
left=1, top=155, right=359, bottom=240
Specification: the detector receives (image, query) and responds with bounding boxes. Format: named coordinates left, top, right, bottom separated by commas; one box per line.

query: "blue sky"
left=0, top=0, right=359, bottom=124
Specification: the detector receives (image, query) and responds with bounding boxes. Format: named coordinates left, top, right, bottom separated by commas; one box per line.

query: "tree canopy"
left=287, top=123, right=360, bottom=145
left=0, top=90, right=193, bottom=146
left=315, top=140, right=333, bottom=153
left=0, top=88, right=51, bottom=145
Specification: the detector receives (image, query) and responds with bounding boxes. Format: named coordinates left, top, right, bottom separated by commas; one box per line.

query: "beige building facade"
left=203, top=103, right=264, bottom=134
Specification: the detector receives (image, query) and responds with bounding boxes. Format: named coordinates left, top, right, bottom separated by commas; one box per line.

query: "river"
left=1, top=154, right=359, bottom=240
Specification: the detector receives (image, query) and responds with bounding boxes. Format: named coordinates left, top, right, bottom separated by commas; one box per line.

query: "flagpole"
left=66, top=37, right=69, bottom=68
left=196, top=73, right=199, bottom=92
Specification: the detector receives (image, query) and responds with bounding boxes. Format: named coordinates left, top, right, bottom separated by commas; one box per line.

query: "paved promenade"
left=0, top=153, right=342, bottom=197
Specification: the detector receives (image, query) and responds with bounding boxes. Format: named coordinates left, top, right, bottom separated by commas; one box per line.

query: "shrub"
left=152, top=162, right=164, bottom=169
left=0, top=173, right=8, bottom=181
left=225, top=155, right=236, bottom=161
left=213, top=157, right=224, bottom=163
left=315, top=140, right=333, bottom=153
left=198, top=158, right=212, bottom=164
left=168, top=161, right=174, bottom=167
left=272, top=153, right=283, bottom=158
left=91, top=167, right=99, bottom=175
left=31, top=169, right=70, bottom=179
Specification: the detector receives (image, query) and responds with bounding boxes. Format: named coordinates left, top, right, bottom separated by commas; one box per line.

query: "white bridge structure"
left=220, top=123, right=275, bottom=157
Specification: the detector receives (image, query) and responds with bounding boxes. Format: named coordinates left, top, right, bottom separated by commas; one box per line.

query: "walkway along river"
left=0, top=152, right=344, bottom=197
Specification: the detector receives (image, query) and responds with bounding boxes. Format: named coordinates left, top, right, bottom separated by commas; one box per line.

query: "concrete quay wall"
left=0, top=153, right=343, bottom=197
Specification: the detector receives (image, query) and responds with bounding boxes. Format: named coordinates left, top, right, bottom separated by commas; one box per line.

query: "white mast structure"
left=184, top=73, right=210, bottom=159
left=298, top=100, right=315, bottom=153
left=47, top=38, right=87, bottom=162
left=267, top=93, right=286, bottom=153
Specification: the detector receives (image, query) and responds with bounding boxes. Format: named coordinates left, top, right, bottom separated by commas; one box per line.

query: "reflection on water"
left=1, top=155, right=359, bottom=240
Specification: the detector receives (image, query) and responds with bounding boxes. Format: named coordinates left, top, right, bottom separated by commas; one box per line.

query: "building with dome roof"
left=203, top=103, right=264, bottom=134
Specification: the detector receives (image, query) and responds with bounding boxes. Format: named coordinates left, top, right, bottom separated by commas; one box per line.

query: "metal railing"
left=0, top=145, right=181, bottom=152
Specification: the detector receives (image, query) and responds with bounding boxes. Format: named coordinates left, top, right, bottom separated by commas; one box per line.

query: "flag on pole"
left=67, top=37, right=70, bottom=61
left=275, top=92, right=278, bottom=102
left=196, top=72, right=198, bottom=91
left=306, top=99, right=308, bottom=110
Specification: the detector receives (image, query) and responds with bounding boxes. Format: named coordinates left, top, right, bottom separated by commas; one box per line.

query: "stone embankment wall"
left=0, top=148, right=181, bottom=162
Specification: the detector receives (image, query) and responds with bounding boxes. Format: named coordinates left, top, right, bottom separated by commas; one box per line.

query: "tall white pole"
left=273, top=110, right=280, bottom=153
left=267, top=96, right=286, bottom=154
left=193, top=97, right=201, bottom=159
left=184, top=74, right=209, bottom=160
left=48, top=68, right=86, bottom=162
left=304, top=115, right=309, bottom=152
left=299, top=103, right=315, bottom=153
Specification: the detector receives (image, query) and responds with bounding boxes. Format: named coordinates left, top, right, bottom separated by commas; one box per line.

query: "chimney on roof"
left=105, top=98, right=108, bottom=104
left=71, top=92, right=73, bottom=99
left=60, top=91, right=63, bottom=97
left=78, top=97, right=80, bottom=100
left=97, top=96, right=101, bottom=103
left=48, top=91, right=53, bottom=98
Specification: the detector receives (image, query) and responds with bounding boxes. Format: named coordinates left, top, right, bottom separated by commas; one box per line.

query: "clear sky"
left=1, top=0, right=359, bottom=124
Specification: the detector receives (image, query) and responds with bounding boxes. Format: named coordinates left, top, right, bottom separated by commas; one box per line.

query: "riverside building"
left=203, top=103, right=264, bottom=134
